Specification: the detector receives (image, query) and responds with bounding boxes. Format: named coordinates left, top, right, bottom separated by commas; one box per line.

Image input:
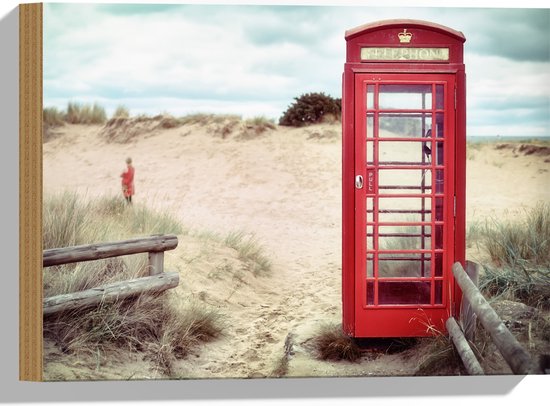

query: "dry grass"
left=65, top=102, right=107, bottom=125
left=224, top=231, right=272, bottom=276
left=179, top=113, right=242, bottom=126
left=310, top=323, right=362, bottom=362
left=43, top=107, right=65, bottom=127
left=43, top=107, right=66, bottom=142
left=43, top=192, right=222, bottom=377
left=44, top=294, right=223, bottom=376
left=112, top=105, right=130, bottom=118
left=414, top=335, right=465, bottom=376
left=43, top=192, right=183, bottom=250
left=478, top=203, right=550, bottom=308
left=238, top=116, right=277, bottom=139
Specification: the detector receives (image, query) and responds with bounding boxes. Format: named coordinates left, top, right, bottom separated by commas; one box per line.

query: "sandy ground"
left=42, top=121, right=550, bottom=380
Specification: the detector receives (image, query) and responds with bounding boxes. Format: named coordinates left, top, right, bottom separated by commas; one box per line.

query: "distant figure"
left=120, top=157, right=135, bottom=204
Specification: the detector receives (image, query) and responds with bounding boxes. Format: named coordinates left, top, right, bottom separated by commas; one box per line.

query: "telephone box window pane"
left=435, top=169, right=444, bottom=193
left=367, top=235, right=374, bottom=253
left=435, top=198, right=444, bottom=221
left=379, top=84, right=432, bottom=110
left=367, top=113, right=374, bottom=138
left=367, top=225, right=374, bottom=244
left=367, top=281, right=374, bottom=305
left=434, top=225, right=444, bottom=250
left=379, top=113, right=429, bottom=138
left=367, top=141, right=374, bottom=165
left=436, top=84, right=444, bottom=110
left=366, top=197, right=374, bottom=223
left=378, top=281, right=431, bottom=305
left=367, top=257, right=374, bottom=277
left=378, top=169, right=432, bottom=194
left=435, top=280, right=443, bottom=304
left=435, top=253, right=443, bottom=277
left=379, top=226, right=431, bottom=251
left=434, top=142, right=445, bottom=166
left=379, top=141, right=432, bottom=166
left=378, top=255, right=431, bottom=278
left=435, top=112, right=444, bottom=138
left=378, top=197, right=432, bottom=222
left=367, top=85, right=375, bottom=110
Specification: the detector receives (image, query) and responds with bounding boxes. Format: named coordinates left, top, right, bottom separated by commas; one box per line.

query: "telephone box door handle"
left=355, top=175, right=363, bottom=189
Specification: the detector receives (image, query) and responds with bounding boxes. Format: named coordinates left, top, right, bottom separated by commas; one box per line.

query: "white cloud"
left=44, top=3, right=550, bottom=135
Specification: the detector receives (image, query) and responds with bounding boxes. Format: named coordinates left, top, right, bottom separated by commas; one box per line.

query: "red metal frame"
left=342, top=20, right=466, bottom=338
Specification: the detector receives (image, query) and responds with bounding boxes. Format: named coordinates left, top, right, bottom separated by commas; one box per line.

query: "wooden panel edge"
left=19, top=2, right=43, bottom=382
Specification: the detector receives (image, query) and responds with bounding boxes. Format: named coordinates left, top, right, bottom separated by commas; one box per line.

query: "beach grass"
left=43, top=192, right=223, bottom=377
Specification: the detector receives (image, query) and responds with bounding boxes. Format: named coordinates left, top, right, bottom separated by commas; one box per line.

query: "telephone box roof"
left=345, top=19, right=466, bottom=43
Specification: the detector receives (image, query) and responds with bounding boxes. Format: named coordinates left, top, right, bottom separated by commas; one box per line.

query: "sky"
left=42, top=1, right=550, bottom=137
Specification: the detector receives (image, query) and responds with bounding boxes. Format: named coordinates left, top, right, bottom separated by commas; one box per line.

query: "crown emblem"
left=398, top=28, right=413, bottom=43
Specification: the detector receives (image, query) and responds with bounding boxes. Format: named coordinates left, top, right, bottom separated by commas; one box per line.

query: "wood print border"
left=19, top=2, right=43, bottom=382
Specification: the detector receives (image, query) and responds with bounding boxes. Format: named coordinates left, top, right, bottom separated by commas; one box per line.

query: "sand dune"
left=42, top=121, right=550, bottom=379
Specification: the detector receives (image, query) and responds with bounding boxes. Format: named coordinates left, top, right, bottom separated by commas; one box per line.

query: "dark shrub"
left=279, top=92, right=341, bottom=127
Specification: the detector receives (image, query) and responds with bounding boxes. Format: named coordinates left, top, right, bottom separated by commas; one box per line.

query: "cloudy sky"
left=43, top=1, right=550, bottom=137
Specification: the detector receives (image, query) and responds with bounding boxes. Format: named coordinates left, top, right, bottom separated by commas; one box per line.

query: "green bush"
left=279, top=92, right=341, bottom=127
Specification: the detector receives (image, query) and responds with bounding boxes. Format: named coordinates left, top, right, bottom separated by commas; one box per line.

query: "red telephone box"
left=342, top=20, right=466, bottom=338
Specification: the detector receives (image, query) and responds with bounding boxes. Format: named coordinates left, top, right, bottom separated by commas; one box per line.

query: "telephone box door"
left=354, top=73, right=456, bottom=337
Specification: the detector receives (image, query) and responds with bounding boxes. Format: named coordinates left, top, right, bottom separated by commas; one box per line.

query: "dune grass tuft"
left=478, top=203, right=550, bottom=308
left=43, top=192, right=222, bottom=377
left=224, top=231, right=272, bottom=276
left=43, top=107, right=65, bottom=127
left=311, top=323, right=362, bottom=362
left=414, top=335, right=464, bottom=376
left=238, top=116, right=277, bottom=139
left=65, top=102, right=107, bottom=125
left=481, top=203, right=550, bottom=268
left=112, top=105, right=130, bottom=119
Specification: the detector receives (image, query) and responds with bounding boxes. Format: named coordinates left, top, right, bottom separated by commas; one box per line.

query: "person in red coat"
left=120, top=157, right=135, bottom=204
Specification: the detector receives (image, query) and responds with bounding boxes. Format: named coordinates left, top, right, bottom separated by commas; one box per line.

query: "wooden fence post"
left=42, top=234, right=180, bottom=316
left=452, top=262, right=534, bottom=374
left=148, top=252, right=164, bottom=275
left=460, top=260, right=480, bottom=341
left=446, top=316, right=484, bottom=375
left=43, top=272, right=180, bottom=316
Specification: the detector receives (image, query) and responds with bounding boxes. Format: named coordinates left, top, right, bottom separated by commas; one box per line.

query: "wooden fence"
left=448, top=261, right=540, bottom=375
left=43, top=234, right=179, bottom=316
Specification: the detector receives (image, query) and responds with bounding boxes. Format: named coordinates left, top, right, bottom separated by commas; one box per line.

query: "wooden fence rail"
left=450, top=261, right=535, bottom=375
left=43, top=234, right=179, bottom=316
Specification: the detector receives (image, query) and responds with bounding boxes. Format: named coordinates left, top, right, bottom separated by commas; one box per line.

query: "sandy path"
left=43, top=123, right=550, bottom=378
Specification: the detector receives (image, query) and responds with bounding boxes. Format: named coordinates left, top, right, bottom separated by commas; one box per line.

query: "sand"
left=42, top=121, right=550, bottom=379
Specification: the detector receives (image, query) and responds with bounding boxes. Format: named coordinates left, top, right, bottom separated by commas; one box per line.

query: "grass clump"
left=43, top=192, right=220, bottom=377
left=180, top=113, right=241, bottom=126
left=481, top=203, right=550, bottom=267
left=415, top=335, right=464, bottom=376
left=311, top=323, right=362, bottom=362
left=43, top=193, right=183, bottom=250
left=43, top=107, right=66, bottom=142
left=112, top=105, right=130, bottom=119
left=44, top=295, right=223, bottom=376
left=65, top=102, right=107, bottom=125
left=478, top=203, right=550, bottom=308
left=43, top=107, right=65, bottom=127
left=224, top=231, right=272, bottom=276
left=43, top=192, right=99, bottom=249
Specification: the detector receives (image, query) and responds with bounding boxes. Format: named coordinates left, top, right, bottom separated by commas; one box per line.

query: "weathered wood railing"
left=448, top=261, right=537, bottom=375
left=43, top=234, right=179, bottom=316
